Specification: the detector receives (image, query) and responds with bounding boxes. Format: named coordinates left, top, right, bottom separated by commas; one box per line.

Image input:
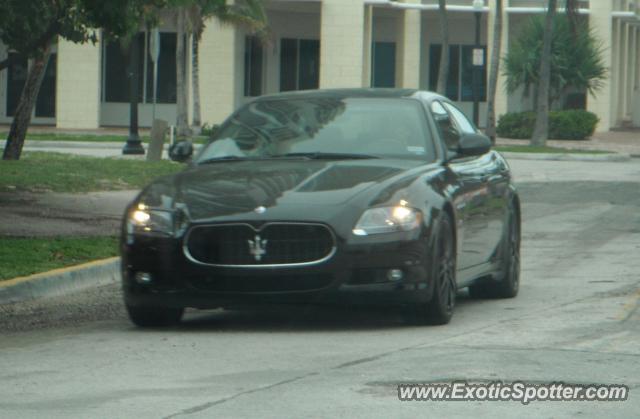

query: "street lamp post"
left=472, top=0, right=484, bottom=127
left=123, top=36, right=145, bottom=155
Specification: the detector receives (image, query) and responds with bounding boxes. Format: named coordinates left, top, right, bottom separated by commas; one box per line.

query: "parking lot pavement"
left=0, top=159, right=639, bottom=418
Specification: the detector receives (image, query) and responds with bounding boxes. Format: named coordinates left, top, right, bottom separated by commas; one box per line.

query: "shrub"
left=200, top=123, right=220, bottom=139
left=497, top=110, right=599, bottom=140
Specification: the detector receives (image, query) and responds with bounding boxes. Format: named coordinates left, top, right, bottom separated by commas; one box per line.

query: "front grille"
left=189, top=274, right=334, bottom=292
left=184, top=223, right=336, bottom=267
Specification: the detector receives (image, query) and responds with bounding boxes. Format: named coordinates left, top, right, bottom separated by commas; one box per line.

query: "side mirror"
left=169, top=141, right=194, bottom=163
left=458, top=133, right=491, bottom=157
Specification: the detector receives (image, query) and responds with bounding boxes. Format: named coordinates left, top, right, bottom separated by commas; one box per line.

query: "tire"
left=406, top=213, right=457, bottom=325
left=469, top=200, right=520, bottom=299
left=125, top=304, right=184, bottom=328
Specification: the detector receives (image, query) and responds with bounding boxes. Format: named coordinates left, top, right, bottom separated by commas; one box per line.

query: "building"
left=0, top=0, right=637, bottom=132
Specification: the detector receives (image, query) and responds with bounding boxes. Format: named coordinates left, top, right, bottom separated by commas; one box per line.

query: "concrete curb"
left=500, top=152, right=632, bottom=162
left=0, top=257, right=120, bottom=305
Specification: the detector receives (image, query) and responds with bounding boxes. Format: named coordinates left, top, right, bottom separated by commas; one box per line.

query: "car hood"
left=137, top=159, right=427, bottom=222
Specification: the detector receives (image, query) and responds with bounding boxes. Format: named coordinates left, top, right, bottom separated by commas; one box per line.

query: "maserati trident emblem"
left=254, top=206, right=266, bottom=214
left=248, top=235, right=268, bottom=261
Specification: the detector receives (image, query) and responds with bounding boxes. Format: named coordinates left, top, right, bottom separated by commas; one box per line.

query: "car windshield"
left=194, top=97, right=435, bottom=163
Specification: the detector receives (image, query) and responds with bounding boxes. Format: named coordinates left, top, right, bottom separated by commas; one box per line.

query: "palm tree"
left=171, top=0, right=268, bottom=136
left=175, top=7, right=190, bottom=138
left=485, top=0, right=502, bottom=143
left=436, top=0, right=450, bottom=95
left=530, top=0, right=558, bottom=146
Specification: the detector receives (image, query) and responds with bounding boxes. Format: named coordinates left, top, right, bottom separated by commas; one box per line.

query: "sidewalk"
left=3, top=126, right=639, bottom=157
left=496, top=129, right=640, bottom=157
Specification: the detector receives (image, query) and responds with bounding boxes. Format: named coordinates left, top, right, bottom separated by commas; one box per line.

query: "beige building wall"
left=395, top=1, right=422, bottom=88
left=320, top=0, right=367, bottom=88
left=198, top=19, right=241, bottom=126
left=56, top=38, right=101, bottom=129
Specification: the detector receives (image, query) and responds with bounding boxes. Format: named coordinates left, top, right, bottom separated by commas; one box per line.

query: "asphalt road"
left=1, top=159, right=640, bottom=418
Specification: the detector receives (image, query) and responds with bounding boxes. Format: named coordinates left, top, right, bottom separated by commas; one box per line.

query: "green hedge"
left=496, top=110, right=599, bottom=140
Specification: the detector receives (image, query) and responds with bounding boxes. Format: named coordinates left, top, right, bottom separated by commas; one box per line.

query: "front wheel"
left=406, top=214, right=456, bottom=325
left=125, top=304, right=184, bottom=328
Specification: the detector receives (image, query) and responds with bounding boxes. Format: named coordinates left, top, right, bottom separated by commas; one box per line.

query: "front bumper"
left=122, top=233, right=434, bottom=310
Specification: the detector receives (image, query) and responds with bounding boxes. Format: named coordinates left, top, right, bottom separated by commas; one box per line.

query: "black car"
left=121, top=89, right=520, bottom=327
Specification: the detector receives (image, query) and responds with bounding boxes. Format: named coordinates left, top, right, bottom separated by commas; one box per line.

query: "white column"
left=588, top=1, right=613, bottom=132
left=627, top=26, right=636, bottom=118
left=620, top=23, right=629, bottom=120
left=320, top=0, right=367, bottom=88
left=487, top=0, right=508, bottom=121
left=198, top=18, right=240, bottom=125
left=362, top=4, right=373, bottom=87
left=395, top=0, right=421, bottom=88
left=56, top=37, right=101, bottom=129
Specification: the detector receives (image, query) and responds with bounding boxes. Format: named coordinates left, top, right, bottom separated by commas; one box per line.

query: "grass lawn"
left=0, top=236, right=119, bottom=281
left=0, top=132, right=208, bottom=144
left=0, top=151, right=183, bottom=193
left=495, top=145, right=612, bottom=154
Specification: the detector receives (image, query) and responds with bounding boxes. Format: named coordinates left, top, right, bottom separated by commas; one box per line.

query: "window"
left=6, top=52, right=57, bottom=118
left=429, top=44, right=486, bottom=102
left=443, top=102, right=476, bottom=133
left=103, top=31, right=179, bottom=104
left=6, top=53, right=28, bottom=117
left=371, top=42, right=396, bottom=88
left=35, top=53, right=56, bottom=117
left=244, top=36, right=264, bottom=97
left=431, top=101, right=460, bottom=151
left=280, top=38, right=320, bottom=92
left=146, top=32, right=178, bottom=104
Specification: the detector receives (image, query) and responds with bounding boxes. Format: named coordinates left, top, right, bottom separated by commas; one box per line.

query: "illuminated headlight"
left=352, top=205, right=422, bottom=236
left=128, top=204, right=174, bottom=235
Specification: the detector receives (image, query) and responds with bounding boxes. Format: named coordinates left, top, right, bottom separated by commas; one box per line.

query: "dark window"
left=6, top=53, right=56, bottom=118
left=244, top=36, right=263, bottom=97
left=371, top=42, right=396, bottom=88
left=145, top=32, right=178, bottom=104
left=461, top=45, right=487, bottom=101
left=280, top=38, right=320, bottom=92
left=36, top=53, right=56, bottom=118
left=429, top=44, right=485, bottom=102
left=104, top=31, right=178, bottom=104
left=6, top=53, right=28, bottom=117
left=104, top=33, right=144, bottom=103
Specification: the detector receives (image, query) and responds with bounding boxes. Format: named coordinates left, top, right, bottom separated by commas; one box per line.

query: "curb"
left=0, top=257, right=120, bottom=305
left=499, top=152, right=632, bottom=162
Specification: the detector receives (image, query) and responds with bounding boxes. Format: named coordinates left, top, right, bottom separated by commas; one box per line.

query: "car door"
left=441, top=101, right=507, bottom=267
left=429, top=100, right=484, bottom=271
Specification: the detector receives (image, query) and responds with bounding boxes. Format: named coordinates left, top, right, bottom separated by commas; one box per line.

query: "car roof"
left=253, top=88, right=446, bottom=103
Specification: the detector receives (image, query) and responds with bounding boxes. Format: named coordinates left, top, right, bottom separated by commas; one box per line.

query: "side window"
left=430, top=101, right=460, bottom=151
left=443, top=102, right=476, bottom=134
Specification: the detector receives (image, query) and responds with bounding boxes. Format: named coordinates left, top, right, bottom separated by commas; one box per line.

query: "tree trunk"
left=2, top=44, right=52, bottom=161
left=485, top=0, right=503, bottom=144
left=530, top=0, right=557, bottom=147
left=436, top=0, right=450, bottom=95
left=191, top=34, right=202, bottom=130
left=175, top=8, right=190, bottom=138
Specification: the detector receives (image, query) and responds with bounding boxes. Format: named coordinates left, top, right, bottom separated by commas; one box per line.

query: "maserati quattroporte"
left=121, top=89, right=520, bottom=327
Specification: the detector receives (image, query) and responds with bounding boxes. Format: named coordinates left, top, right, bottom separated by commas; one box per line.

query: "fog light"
left=387, top=269, right=404, bottom=282
left=135, top=272, right=152, bottom=284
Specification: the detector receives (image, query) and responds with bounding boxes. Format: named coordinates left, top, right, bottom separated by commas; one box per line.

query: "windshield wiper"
left=271, top=152, right=379, bottom=160
left=197, top=156, right=266, bottom=165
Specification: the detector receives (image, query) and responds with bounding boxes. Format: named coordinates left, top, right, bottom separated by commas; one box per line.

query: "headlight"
left=352, top=205, right=422, bottom=236
left=128, top=204, right=174, bottom=236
